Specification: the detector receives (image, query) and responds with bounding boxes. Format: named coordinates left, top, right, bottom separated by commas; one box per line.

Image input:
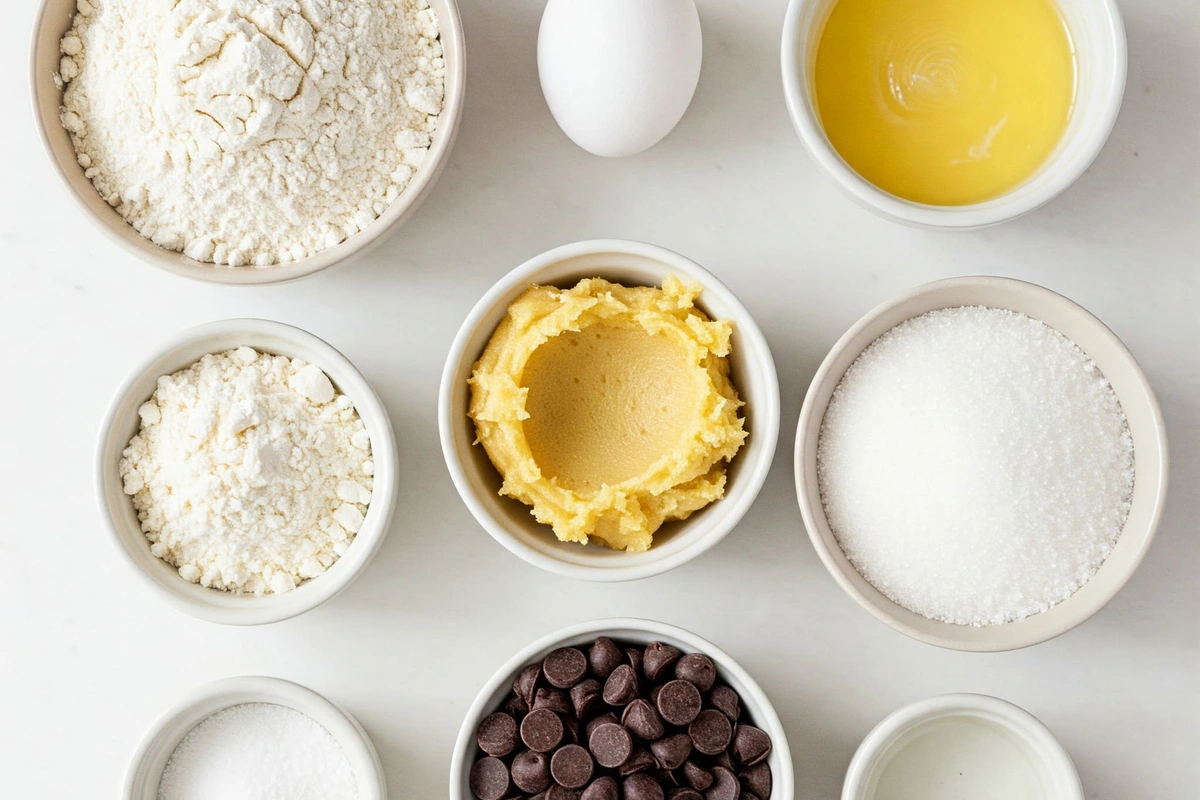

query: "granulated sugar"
left=158, top=703, right=357, bottom=800
left=817, top=306, right=1134, bottom=626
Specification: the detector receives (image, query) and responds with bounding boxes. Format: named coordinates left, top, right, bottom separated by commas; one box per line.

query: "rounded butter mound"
left=469, top=276, right=746, bottom=552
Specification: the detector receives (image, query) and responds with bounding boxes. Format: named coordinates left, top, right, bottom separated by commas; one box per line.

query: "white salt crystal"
left=158, top=703, right=358, bottom=799
left=817, top=306, right=1135, bottom=626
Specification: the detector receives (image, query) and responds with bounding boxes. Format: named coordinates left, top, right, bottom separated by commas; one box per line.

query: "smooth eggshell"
left=537, top=0, right=703, bottom=158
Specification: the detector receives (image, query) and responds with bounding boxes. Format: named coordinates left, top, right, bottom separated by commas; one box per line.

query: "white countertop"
left=2, top=0, right=1197, bottom=796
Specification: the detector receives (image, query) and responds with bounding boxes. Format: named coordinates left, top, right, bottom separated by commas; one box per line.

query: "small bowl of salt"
left=795, top=276, right=1168, bottom=652
left=124, top=675, right=385, bottom=799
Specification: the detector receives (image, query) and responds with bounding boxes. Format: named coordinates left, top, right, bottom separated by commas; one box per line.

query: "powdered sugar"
left=58, top=0, right=444, bottom=267
left=119, top=347, right=373, bottom=595
left=817, top=307, right=1135, bottom=626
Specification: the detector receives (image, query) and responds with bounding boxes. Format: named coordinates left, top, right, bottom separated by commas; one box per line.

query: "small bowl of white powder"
left=795, top=276, right=1168, bottom=652
left=31, top=0, right=464, bottom=284
left=97, top=318, right=399, bottom=624
left=124, top=675, right=384, bottom=799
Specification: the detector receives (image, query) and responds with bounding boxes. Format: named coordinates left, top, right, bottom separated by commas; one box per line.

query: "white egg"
left=537, top=0, right=703, bottom=158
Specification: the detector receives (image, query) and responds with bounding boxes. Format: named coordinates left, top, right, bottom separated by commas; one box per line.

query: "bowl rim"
left=448, top=616, right=796, bottom=800
left=779, top=0, right=1128, bottom=229
left=794, top=275, right=1169, bottom=651
left=95, top=318, right=399, bottom=625
left=28, top=0, right=465, bottom=285
left=841, top=693, right=1082, bottom=800
left=122, top=675, right=386, bottom=800
left=437, top=238, right=781, bottom=582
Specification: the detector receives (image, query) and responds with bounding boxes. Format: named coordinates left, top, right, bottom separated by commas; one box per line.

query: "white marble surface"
left=2, top=0, right=1197, bottom=796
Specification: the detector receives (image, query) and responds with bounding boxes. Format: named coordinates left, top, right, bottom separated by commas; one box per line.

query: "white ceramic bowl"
left=795, top=277, right=1168, bottom=651
left=449, top=617, right=795, bottom=800
left=439, top=239, right=780, bottom=582
left=843, top=694, right=1082, bottom=800
left=96, top=319, right=399, bottom=625
left=780, top=0, right=1127, bottom=228
left=124, top=675, right=386, bottom=799
left=30, top=0, right=464, bottom=285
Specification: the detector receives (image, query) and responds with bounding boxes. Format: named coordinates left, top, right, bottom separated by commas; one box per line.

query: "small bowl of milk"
left=844, top=694, right=1082, bottom=800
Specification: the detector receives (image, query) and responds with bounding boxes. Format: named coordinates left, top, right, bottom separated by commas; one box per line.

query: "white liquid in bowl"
left=868, top=714, right=1051, bottom=800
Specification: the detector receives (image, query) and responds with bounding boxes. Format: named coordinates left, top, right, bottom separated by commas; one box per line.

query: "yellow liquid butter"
left=813, top=0, right=1076, bottom=206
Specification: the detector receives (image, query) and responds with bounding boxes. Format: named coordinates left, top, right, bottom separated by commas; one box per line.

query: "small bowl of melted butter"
left=781, top=0, right=1126, bottom=227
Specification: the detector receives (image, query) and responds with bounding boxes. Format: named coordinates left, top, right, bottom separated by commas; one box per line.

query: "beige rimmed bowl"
left=449, top=617, right=795, bottom=800
left=439, top=239, right=781, bottom=582
left=795, top=276, right=1168, bottom=651
left=124, top=676, right=386, bottom=799
left=96, top=319, right=399, bottom=625
left=30, top=0, right=464, bottom=285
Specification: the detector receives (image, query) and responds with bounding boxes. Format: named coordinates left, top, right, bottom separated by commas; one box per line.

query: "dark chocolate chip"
left=521, top=708, right=565, bottom=753
left=551, top=744, right=595, bottom=789
left=531, top=792, right=551, bottom=800
left=602, top=664, right=639, bottom=706
left=534, top=688, right=573, bottom=715
left=544, top=648, right=589, bottom=689
left=619, top=747, right=656, bottom=776
left=711, top=751, right=734, bottom=773
left=477, top=712, right=519, bottom=757
left=649, top=684, right=664, bottom=707
left=688, top=709, right=733, bottom=756
left=682, top=760, right=714, bottom=791
left=547, top=786, right=583, bottom=800
left=657, top=680, right=702, bottom=726
left=571, top=679, right=603, bottom=720
left=731, top=725, right=771, bottom=767
left=657, top=767, right=681, bottom=786
left=674, top=654, right=716, bottom=692
left=625, top=647, right=644, bottom=679
left=562, top=714, right=583, bottom=745
left=512, top=749, right=552, bottom=794
left=504, top=694, right=530, bottom=719
left=668, top=790, right=705, bottom=800
left=742, top=794, right=761, bottom=800
left=586, top=712, right=620, bottom=739
left=589, top=722, right=634, bottom=769
left=708, top=686, right=740, bottom=723
left=589, top=638, right=624, bottom=680
left=651, top=733, right=693, bottom=771
left=643, top=642, right=683, bottom=682
left=515, top=663, right=542, bottom=709
left=624, top=773, right=666, bottom=800
left=622, top=699, right=666, bottom=741
left=740, top=762, right=771, bottom=798
left=581, top=776, right=620, bottom=800
left=470, top=757, right=511, bottom=800
left=704, top=766, right=739, bottom=800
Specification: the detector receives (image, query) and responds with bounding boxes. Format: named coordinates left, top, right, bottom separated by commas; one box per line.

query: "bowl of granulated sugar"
left=123, top=676, right=385, bottom=799
left=31, top=0, right=464, bottom=284
left=795, top=276, right=1168, bottom=652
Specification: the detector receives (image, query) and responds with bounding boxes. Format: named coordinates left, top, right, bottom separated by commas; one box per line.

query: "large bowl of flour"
left=31, top=0, right=464, bottom=284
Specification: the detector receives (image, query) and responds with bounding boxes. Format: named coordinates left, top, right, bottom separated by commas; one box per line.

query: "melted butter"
left=521, top=324, right=699, bottom=493
left=814, top=0, right=1076, bottom=205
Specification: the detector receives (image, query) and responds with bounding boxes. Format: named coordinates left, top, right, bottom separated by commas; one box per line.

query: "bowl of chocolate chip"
left=450, top=618, right=793, bottom=800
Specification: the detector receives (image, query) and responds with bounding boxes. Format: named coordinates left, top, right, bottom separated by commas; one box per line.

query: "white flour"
left=58, top=0, right=444, bottom=267
left=120, top=347, right=374, bottom=595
